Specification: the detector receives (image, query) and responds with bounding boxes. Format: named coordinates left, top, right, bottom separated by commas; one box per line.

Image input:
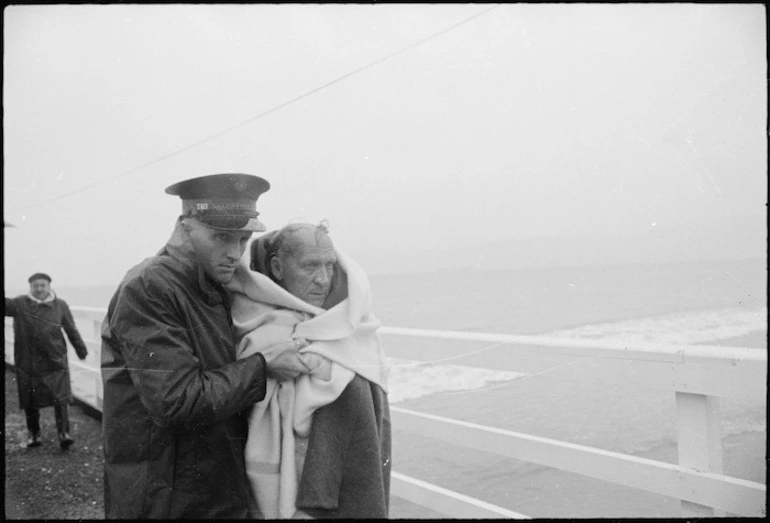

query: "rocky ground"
left=4, top=367, right=105, bottom=519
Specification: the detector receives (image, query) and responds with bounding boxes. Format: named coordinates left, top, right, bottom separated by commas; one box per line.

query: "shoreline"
left=703, top=329, right=767, bottom=349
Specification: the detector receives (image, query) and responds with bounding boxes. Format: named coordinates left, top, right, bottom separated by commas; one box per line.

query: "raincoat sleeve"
left=108, top=274, right=269, bottom=432
left=60, top=300, right=89, bottom=360
left=4, top=297, right=18, bottom=317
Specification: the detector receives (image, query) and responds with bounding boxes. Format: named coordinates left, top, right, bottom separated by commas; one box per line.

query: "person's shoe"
left=26, top=432, right=42, bottom=448
left=59, top=432, right=74, bottom=450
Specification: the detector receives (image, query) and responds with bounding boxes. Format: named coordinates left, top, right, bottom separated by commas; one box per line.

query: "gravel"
left=4, top=367, right=105, bottom=519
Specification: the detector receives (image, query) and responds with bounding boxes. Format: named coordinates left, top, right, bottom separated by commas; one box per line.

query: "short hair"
left=274, top=221, right=330, bottom=259
left=28, top=272, right=52, bottom=283
left=250, top=221, right=331, bottom=281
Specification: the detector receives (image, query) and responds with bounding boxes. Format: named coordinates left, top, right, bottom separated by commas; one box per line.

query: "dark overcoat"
left=101, top=221, right=269, bottom=519
left=5, top=294, right=88, bottom=409
left=297, top=375, right=392, bottom=518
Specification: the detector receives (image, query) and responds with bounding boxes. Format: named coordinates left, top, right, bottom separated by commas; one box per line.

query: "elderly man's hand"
left=260, top=338, right=311, bottom=381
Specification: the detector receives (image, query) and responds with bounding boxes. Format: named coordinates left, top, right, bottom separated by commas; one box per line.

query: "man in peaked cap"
left=101, top=173, right=312, bottom=519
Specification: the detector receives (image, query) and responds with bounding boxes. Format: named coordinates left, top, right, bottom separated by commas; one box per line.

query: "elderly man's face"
left=184, top=219, right=252, bottom=284
left=273, top=228, right=336, bottom=307
left=29, top=279, right=51, bottom=301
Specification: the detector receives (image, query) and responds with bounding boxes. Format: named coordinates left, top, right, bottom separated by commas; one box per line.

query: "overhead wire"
left=21, top=4, right=502, bottom=212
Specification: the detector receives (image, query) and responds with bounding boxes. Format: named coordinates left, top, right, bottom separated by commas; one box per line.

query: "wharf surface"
left=4, top=367, right=104, bottom=519
left=4, top=366, right=427, bottom=519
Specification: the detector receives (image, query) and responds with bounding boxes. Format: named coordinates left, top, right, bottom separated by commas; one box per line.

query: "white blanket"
left=227, top=248, right=388, bottom=519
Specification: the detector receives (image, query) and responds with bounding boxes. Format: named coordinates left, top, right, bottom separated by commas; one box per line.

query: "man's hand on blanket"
left=261, top=338, right=312, bottom=381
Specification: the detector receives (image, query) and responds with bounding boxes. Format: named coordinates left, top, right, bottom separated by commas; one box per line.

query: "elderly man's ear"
left=270, top=257, right=283, bottom=281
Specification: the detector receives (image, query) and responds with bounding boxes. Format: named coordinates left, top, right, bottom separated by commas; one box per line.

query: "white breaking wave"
left=386, top=357, right=526, bottom=404
left=385, top=305, right=766, bottom=405
left=545, top=306, right=767, bottom=346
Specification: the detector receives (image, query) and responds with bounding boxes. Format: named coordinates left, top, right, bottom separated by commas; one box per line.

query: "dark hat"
left=28, top=272, right=52, bottom=283
left=165, top=173, right=270, bottom=232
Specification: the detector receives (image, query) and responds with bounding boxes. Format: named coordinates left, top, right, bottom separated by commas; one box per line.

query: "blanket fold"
left=227, top=247, right=388, bottom=519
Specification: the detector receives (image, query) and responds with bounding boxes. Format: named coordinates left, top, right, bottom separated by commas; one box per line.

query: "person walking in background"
left=5, top=272, right=88, bottom=450
left=100, top=173, right=312, bottom=519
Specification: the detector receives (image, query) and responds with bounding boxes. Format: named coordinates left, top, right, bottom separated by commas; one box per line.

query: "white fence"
left=4, top=308, right=766, bottom=518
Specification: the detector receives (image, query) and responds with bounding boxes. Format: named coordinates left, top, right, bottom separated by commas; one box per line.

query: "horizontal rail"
left=379, top=325, right=766, bottom=400
left=63, top=310, right=766, bottom=366
left=391, top=472, right=529, bottom=519
left=391, top=406, right=766, bottom=517
left=379, top=326, right=767, bottom=366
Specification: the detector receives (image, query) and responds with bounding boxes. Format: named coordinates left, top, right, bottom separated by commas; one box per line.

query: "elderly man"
left=5, top=272, right=88, bottom=450
left=100, top=173, right=311, bottom=519
left=227, top=222, right=391, bottom=519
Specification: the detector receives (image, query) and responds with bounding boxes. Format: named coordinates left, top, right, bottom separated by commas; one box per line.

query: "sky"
left=3, top=3, right=767, bottom=288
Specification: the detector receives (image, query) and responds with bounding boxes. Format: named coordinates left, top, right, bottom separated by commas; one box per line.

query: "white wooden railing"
left=4, top=307, right=766, bottom=518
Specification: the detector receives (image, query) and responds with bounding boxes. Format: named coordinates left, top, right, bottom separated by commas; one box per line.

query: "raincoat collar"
left=27, top=290, right=56, bottom=305
left=161, top=218, right=227, bottom=306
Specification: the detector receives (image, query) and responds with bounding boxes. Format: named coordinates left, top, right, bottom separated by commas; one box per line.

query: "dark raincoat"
left=5, top=293, right=88, bottom=409
left=101, top=220, right=269, bottom=519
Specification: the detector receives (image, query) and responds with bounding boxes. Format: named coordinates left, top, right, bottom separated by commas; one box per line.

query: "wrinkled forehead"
left=285, top=227, right=335, bottom=257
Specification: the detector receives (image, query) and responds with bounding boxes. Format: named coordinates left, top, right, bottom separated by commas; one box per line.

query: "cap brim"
left=198, top=216, right=266, bottom=232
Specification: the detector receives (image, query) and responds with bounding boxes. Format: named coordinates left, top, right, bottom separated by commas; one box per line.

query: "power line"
left=22, top=4, right=501, bottom=212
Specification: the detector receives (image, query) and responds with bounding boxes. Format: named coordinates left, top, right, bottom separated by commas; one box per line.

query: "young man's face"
left=273, top=228, right=336, bottom=308
left=29, top=279, right=51, bottom=301
left=184, top=219, right=253, bottom=284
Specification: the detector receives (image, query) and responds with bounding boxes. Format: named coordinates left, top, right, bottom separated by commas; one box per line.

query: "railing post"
left=93, top=319, right=102, bottom=406
left=92, top=319, right=101, bottom=344
left=675, top=391, right=724, bottom=517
